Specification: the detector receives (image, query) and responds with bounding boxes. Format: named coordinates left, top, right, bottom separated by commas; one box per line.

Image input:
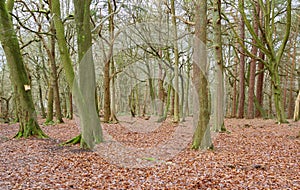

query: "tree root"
left=60, top=134, right=89, bottom=149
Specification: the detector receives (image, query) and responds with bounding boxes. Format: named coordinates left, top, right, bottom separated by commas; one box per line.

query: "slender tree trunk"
left=158, top=60, right=165, bottom=118
left=170, top=88, right=175, bottom=116
left=103, top=59, right=111, bottom=122
left=62, top=91, right=67, bottom=117
left=247, top=2, right=259, bottom=119
left=237, top=0, right=245, bottom=118
left=283, top=68, right=288, bottom=110
left=46, top=86, right=54, bottom=123
left=0, top=0, right=47, bottom=138
left=213, top=0, right=226, bottom=131
left=170, top=0, right=180, bottom=122
left=68, top=91, right=73, bottom=119
left=288, top=42, right=296, bottom=119
left=102, top=0, right=114, bottom=123
left=255, top=6, right=265, bottom=118
left=255, top=51, right=265, bottom=117
left=184, top=63, right=190, bottom=118
left=37, top=73, right=46, bottom=119
left=108, top=0, right=117, bottom=123
left=50, top=22, right=63, bottom=123
left=232, top=49, right=238, bottom=117
left=293, top=91, right=300, bottom=121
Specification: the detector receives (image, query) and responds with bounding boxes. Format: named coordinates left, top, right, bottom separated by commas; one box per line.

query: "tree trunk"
left=232, top=43, right=238, bottom=117
left=0, top=0, right=47, bottom=138
left=184, top=63, right=191, bottom=118
left=237, top=0, right=245, bottom=118
left=51, top=0, right=102, bottom=149
left=247, top=2, right=259, bottom=119
left=238, top=0, right=291, bottom=123
left=158, top=62, right=165, bottom=117
left=50, top=22, right=63, bottom=123
left=191, top=0, right=212, bottom=150
left=170, top=0, right=180, bottom=123
left=288, top=41, right=296, bottom=119
left=271, top=67, right=287, bottom=123
left=74, top=0, right=103, bottom=148
left=255, top=51, right=265, bottom=117
left=103, top=59, right=111, bottom=122
left=37, top=72, right=46, bottom=119
left=68, top=91, right=73, bottom=119
left=46, top=86, right=54, bottom=123
left=108, top=0, right=117, bottom=123
left=293, top=91, right=300, bottom=121
left=212, top=0, right=226, bottom=132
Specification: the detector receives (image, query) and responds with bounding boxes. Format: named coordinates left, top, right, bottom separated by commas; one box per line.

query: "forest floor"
left=0, top=117, right=299, bottom=189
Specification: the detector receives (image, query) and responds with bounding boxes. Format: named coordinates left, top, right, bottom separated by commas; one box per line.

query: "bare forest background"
left=0, top=0, right=299, bottom=149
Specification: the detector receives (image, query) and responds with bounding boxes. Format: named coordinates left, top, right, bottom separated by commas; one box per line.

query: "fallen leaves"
left=0, top=118, right=299, bottom=189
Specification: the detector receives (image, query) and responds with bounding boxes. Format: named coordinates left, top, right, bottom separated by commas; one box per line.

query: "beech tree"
left=170, top=0, right=180, bottom=123
left=51, top=0, right=102, bottom=149
left=191, top=0, right=212, bottom=150
left=0, top=0, right=47, bottom=138
left=212, top=0, right=226, bottom=132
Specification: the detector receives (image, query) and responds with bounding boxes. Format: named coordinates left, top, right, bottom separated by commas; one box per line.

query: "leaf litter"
left=0, top=118, right=299, bottom=189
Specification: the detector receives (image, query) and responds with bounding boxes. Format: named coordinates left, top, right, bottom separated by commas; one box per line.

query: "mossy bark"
left=50, top=22, right=63, bottom=123
left=238, top=0, right=291, bottom=123
left=0, top=1, right=47, bottom=138
left=271, top=67, right=288, bottom=123
left=51, top=0, right=103, bottom=149
left=191, top=0, right=212, bottom=150
left=45, top=86, right=54, bottom=124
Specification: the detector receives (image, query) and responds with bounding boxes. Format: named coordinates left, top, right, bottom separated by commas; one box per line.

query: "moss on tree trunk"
left=0, top=0, right=47, bottom=138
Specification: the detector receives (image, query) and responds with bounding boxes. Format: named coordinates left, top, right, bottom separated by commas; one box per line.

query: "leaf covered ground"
left=0, top=118, right=299, bottom=189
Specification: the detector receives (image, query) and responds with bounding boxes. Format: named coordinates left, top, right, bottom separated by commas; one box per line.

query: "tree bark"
left=170, top=0, right=180, bottom=122
left=0, top=0, right=47, bottom=138
left=293, top=91, right=300, bottom=121
left=46, top=86, right=54, bottom=123
left=255, top=51, right=265, bottom=117
left=288, top=41, right=296, bottom=119
left=74, top=0, right=103, bottom=147
left=51, top=0, right=102, bottom=149
left=213, top=0, right=226, bottom=131
left=50, top=21, right=63, bottom=123
left=191, top=0, right=213, bottom=150
left=247, top=1, right=259, bottom=119
left=238, top=0, right=291, bottom=123
left=237, top=0, right=245, bottom=118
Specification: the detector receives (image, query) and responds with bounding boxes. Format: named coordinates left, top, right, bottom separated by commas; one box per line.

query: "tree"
left=170, top=0, right=180, bottom=123
left=73, top=0, right=103, bottom=147
left=238, top=0, right=292, bottom=123
left=51, top=0, right=102, bottom=149
left=49, top=20, right=64, bottom=123
left=247, top=1, right=259, bottom=119
left=237, top=0, right=245, bottom=119
left=0, top=0, right=47, bottom=138
left=191, top=0, right=213, bottom=150
left=212, top=0, right=226, bottom=132
left=294, top=91, right=300, bottom=121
